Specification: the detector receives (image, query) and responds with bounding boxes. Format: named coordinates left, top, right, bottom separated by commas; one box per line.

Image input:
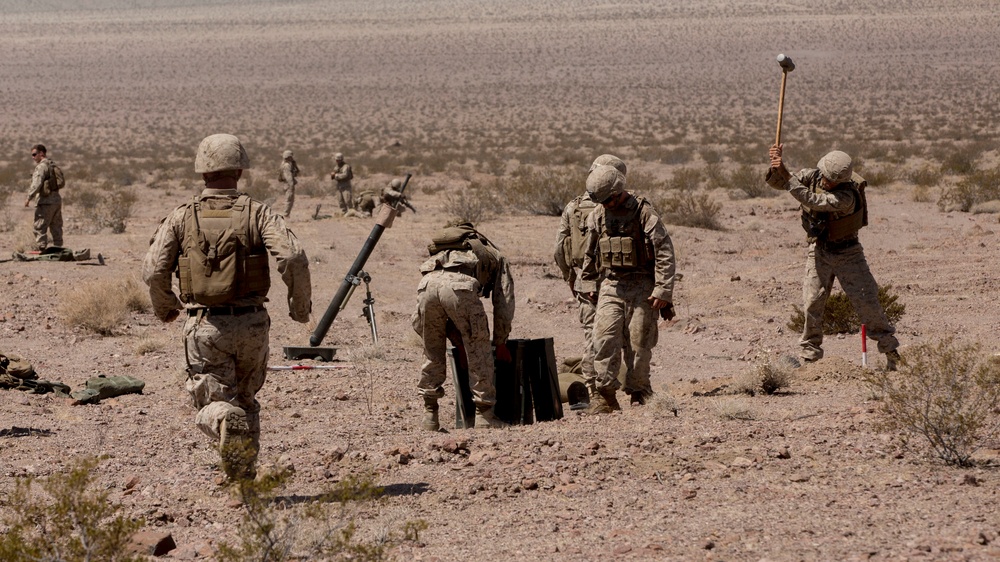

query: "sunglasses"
left=30, top=152, right=38, bottom=157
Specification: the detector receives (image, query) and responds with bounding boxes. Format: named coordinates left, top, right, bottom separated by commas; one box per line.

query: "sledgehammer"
left=775, top=53, right=795, bottom=146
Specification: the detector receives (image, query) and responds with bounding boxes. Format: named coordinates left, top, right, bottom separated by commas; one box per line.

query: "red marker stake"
left=861, top=324, right=868, bottom=368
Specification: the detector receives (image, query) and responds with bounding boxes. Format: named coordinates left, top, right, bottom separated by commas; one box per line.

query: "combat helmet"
left=335, top=152, right=344, bottom=161
left=195, top=134, right=250, bottom=173
left=817, top=151, right=853, bottom=184
left=586, top=164, right=626, bottom=204
left=282, top=150, right=293, bottom=159
left=389, top=178, right=402, bottom=189
left=589, top=154, right=627, bottom=176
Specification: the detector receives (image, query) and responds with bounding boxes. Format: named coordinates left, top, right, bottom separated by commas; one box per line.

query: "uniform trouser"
left=282, top=182, right=295, bottom=217
left=33, top=202, right=63, bottom=249
left=412, top=270, right=496, bottom=408
left=336, top=184, right=352, bottom=213
left=592, top=276, right=658, bottom=395
left=800, top=243, right=899, bottom=361
left=183, top=309, right=270, bottom=455
left=575, top=290, right=635, bottom=391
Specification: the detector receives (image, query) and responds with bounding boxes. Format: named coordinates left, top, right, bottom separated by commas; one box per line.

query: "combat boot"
left=220, top=407, right=256, bottom=481
left=422, top=396, right=440, bottom=431
left=586, top=387, right=621, bottom=415
left=885, top=350, right=901, bottom=372
left=474, top=406, right=510, bottom=429
left=630, top=390, right=653, bottom=406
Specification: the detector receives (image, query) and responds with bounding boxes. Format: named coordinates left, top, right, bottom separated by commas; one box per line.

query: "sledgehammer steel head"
left=777, top=53, right=795, bottom=72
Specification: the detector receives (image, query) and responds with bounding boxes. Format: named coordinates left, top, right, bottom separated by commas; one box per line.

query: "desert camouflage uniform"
left=142, top=187, right=311, bottom=469
left=554, top=193, right=635, bottom=391
left=345, top=184, right=404, bottom=218
left=582, top=195, right=675, bottom=397
left=279, top=157, right=299, bottom=217
left=27, top=158, right=63, bottom=250
left=776, top=169, right=899, bottom=361
left=412, top=234, right=515, bottom=408
left=332, top=160, right=353, bottom=214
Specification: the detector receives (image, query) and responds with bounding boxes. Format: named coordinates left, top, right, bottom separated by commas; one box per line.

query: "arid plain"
left=2, top=1, right=1000, bottom=560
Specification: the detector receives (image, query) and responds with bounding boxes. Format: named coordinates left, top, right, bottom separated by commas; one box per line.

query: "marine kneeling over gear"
left=411, top=222, right=515, bottom=430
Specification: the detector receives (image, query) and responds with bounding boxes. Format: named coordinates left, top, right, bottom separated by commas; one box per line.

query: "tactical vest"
left=596, top=196, right=654, bottom=271
left=564, top=195, right=597, bottom=268
left=176, top=194, right=270, bottom=306
left=799, top=170, right=868, bottom=243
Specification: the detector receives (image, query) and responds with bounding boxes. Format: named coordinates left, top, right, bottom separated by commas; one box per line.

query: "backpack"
left=176, top=194, right=270, bottom=305
left=42, top=162, right=65, bottom=196
left=564, top=196, right=597, bottom=268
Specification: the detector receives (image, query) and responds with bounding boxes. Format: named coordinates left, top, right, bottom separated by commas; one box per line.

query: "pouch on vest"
left=42, top=163, right=65, bottom=196
left=566, top=199, right=597, bottom=268
left=427, top=223, right=478, bottom=254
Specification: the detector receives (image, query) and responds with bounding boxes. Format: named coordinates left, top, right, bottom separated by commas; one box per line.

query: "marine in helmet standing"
left=767, top=144, right=900, bottom=369
left=142, top=134, right=312, bottom=481
left=330, top=152, right=353, bottom=215
left=412, top=222, right=515, bottom=430
left=278, top=150, right=299, bottom=218
left=554, top=155, right=636, bottom=396
left=581, top=165, right=676, bottom=413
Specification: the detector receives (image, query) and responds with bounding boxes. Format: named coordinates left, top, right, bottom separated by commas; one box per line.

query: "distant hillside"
left=0, top=0, right=281, bottom=14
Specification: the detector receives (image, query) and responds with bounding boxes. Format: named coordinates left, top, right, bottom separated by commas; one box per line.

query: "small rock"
left=730, top=457, right=753, bottom=468
left=961, top=474, right=980, bottom=487
left=125, top=476, right=141, bottom=490
left=789, top=473, right=811, bottom=483
left=522, top=479, right=538, bottom=490
left=775, top=447, right=792, bottom=459
left=334, top=392, right=349, bottom=401
left=128, top=530, right=176, bottom=556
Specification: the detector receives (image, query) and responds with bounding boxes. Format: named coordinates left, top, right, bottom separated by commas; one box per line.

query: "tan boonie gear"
left=596, top=196, right=655, bottom=271
left=41, top=162, right=65, bottom=196
left=799, top=170, right=868, bottom=243
left=563, top=194, right=598, bottom=268
left=177, top=194, right=270, bottom=305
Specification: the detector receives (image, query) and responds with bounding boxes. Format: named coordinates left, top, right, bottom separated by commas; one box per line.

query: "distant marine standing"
left=24, top=144, right=64, bottom=250
left=330, top=152, right=353, bottom=215
left=278, top=150, right=299, bottom=218
left=142, top=134, right=312, bottom=481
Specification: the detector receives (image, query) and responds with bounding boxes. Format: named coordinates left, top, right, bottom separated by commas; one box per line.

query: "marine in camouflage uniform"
left=412, top=223, right=515, bottom=430
left=142, top=134, right=312, bottom=480
left=24, top=144, right=63, bottom=250
left=767, top=144, right=900, bottom=369
left=554, top=154, right=636, bottom=394
left=330, top=152, right=353, bottom=215
left=581, top=165, right=676, bottom=412
left=344, top=178, right=406, bottom=218
left=278, top=150, right=299, bottom=218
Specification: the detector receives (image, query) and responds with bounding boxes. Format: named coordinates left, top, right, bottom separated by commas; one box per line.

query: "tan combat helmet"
left=586, top=164, right=626, bottom=204
left=389, top=178, right=402, bottom=189
left=589, top=154, right=627, bottom=176
left=195, top=134, right=251, bottom=173
left=283, top=150, right=293, bottom=159
left=817, top=151, right=853, bottom=184
left=335, top=152, right=344, bottom=162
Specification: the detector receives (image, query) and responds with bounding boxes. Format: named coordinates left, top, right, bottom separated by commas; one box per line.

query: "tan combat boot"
left=220, top=407, right=256, bottom=481
left=474, top=406, right=510, bottom=429
left=885, top=350, right=901, bottom=372
left=586, top=387, right=621, bottom=415
left=422, top=396, right=440, bottom=431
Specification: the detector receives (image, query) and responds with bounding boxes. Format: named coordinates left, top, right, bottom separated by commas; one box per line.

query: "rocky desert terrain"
left=1, top=1, right=1000, bottom=560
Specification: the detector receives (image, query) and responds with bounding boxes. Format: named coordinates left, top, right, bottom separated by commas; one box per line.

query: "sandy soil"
left=1, top=1, right=1000, bottom=561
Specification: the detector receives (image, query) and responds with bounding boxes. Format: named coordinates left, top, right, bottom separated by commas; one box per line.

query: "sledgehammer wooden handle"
left=776, top=71, right=788, bottom=146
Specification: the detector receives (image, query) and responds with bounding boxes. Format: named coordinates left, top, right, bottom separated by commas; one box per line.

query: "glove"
left=659, top=302, right=676, bottom=321
left=495, top=342, right=512, bottom=363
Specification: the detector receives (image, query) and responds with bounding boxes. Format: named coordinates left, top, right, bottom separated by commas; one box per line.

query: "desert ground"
left=2, top=0, right=1000, bottom=560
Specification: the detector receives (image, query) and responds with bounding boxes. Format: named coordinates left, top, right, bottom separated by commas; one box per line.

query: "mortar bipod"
left=342, top=270, right=378, bottom=344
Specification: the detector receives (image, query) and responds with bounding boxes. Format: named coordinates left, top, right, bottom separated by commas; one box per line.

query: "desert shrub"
left=636, top=145, right=693, bottom=165
left=911, top=185, right=933, bottom=203
left=504, top=165, right=579, bottom=216
left=216, top=468, right=425, bottom=562
left=626, top=169, right=667, bottom=196
left=726, top=164, right=776, bottom=199
left=443, top=180, right=501, bottom=224
left=653, top=191, right=723, bottom=230
left=0, top=457, right=143, bottom=562
left=908, top=166, right=941, bottom=188
left=665, top=167, right=703, bottom=191
left=862, top=165, right=900, bottom=187
left=863, top=338, right=1000, bottom=466
left=99, top=188, right=138, bottom=233
left=734, top=361, right=793, bottom=396
left=713, top=397, right=756, bottom=420
left=787, top=284, right=905, bottom=334
left=937, top=166, right=1000, bottom=212
left=240, top=170, right=276, bottom=205
left=60, top=275, right=149, bottom=336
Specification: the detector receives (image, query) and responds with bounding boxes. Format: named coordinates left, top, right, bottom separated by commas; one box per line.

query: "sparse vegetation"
left=733, top=361, right=793, bottom=396
left=864, top=338, right=1000, bottom=466
left=653, top=191, right=723, bottom=230
left=937, top=166, right=1000, bottom=212
left=713, top=397, right=756, bottom=420
left=60, top=276, right=150, bottom=335
left=0, top=457, right=143, bottom=562
left=443, top=180, right=500, bottom=224
left=787, top=284, right=905, bottom=334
